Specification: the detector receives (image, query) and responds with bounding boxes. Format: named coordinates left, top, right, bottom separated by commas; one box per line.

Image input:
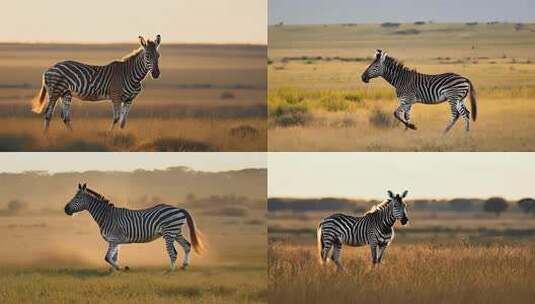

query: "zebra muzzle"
left=401, top=217, right=408, bottom=225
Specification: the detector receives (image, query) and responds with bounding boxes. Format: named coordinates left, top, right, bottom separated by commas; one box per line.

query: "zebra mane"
left=84, top=187, right=114, bottom=207
left=384, top=55, right=417, bottom=74
left=121, top=47, right=144, bottom=61
left=364, top=199, right=391, bottom=215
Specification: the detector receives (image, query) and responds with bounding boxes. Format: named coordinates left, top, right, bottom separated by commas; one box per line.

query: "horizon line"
left=268, top=20, right=535, bottom=26
left=0, top=166, right=267, bottom=175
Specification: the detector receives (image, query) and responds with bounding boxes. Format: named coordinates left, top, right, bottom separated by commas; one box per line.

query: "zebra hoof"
left=407, top=123, right=417, bottom=130
left=181, top=264, right=189, bottom=270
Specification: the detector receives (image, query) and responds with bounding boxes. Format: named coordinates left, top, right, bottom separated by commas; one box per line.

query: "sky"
left=0, top=153, right=266, bottom=173
left=269, top=0, right=534, bottom=25
left=2, top=0, right=266, bottom=44
left=268, top=153, right=535, bottom=200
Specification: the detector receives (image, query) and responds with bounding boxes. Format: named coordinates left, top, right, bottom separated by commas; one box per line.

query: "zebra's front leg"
left=176, top=235, right=192, bottom=270
left=105, top=243, right=120, bottom=271
left=370, top=243, right=379, bottom=265
left=110, top=102, right=121, bottom=131
left=164, top=235, right=178, bottom=272
left=376, top=245, right=387, bottom=264
left=402, top=103, right=415, bottom=131
left=393, top=104, right=417, bottom=130
left=456, top=100, right=470, bottom=132
left=118, top=101, right=133, bottom=129
left=61, top=93, right=73, bottom=131
left=444, top=101, right=460, bottom=133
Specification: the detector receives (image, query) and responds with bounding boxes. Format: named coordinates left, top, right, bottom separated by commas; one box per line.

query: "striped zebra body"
left=32, top=35, right=161, bottom=132
left=362, top=50, right=477, bottom=132
left=317, top=191, right=409, bottom=269
left=64, top=183, right=203, bottom=271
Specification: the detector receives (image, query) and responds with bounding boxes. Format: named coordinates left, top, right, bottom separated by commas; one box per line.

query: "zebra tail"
left=184, top=209, right=205, bottom=254
left=469, top=80, right=477, bottom=121
left=31, top=81, right=47, bottom=114
left=317, top=224, right=324, bottom=264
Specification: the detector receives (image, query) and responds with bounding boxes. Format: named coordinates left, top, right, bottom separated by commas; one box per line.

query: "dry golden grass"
left=268, top=23, right=535, bottom=151
left=0, top=117, right=266, bottom=151
left=269, top=243, right=535, bottom=304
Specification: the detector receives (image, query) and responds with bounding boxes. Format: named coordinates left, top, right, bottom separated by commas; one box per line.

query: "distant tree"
left=483, top=197, right=508, bottom=217
left=448, top=198, right=473, bottom=212
left=414, top=21, right=426, bottom=25
left=381, top=22, right=401, bottom=28
left=517, top=198, right=535, bottom=216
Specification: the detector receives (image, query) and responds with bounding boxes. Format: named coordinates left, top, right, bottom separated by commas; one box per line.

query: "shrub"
left=271, top=103, right=310, bottom=127
left=369, top=108, right=396, bottom=128
left=229, top=125, right=259, bottom=138
left=343, top=92, right=363, bottom=102
left=394, top=29, right=420, bottom=35
left=381, top=22, right=401, bottom=28
left=466, top=22, right=478, bottom=26
left=320, top=96, right=350, bottom=112
left=220, top=91, right=235, bottom=99
left=414, top=21, right=426, bottom=25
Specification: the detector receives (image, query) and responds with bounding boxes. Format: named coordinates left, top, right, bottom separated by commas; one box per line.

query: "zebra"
left=361, top=50, right=477, bottom=132
left=31, top=35, right=161, bottom=132
left=64, top=183, right=204, bottom=271
left=317, top=190, right=409, bottom=269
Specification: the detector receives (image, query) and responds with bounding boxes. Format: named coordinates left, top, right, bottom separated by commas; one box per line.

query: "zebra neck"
left=380, top=203, right=396, bottom=228
left=130, top=51, right=150, bottom=83
left=86, top=198, right=112, bottom=227
left=382, top=63, right=412, bottom=88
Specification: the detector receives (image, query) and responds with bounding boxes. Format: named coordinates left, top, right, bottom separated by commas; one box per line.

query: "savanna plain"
left=0, top=43, right=266, bottom=151
left=268, top=22, right=535, bottom=151
left=0, top=168, right=267, bottom=303
left=268, top=197, right=535, bottom=303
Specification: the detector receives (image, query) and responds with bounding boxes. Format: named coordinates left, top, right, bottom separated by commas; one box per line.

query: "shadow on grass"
left=158, top=285, right=237, bottom=299
left=0, top=134, right=34, bottom=151
left=31, top=268, right=112, bottom=278
left=137, top=137, right=217, bottom=152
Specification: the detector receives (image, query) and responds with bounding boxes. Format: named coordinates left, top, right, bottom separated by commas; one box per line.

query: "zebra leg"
left=444, top=101, right=460, bottom=133
left=110, top=102, right=121, bottom=131
left=456, top=101, right=471, bottom=132
left=331, top=242, right=343, bottom=271
left=43, top=94, right=59, bottom=133
left=393, top=104, right=417, bottom=130
left=164, top=235, right=178, bottom=271
left=370, top=244, right=378, bottom=265
left=61, top=92, right=73, bottom=131
left=105, top=243, right=120, bottom=271
left=401, top=103, right=415, bottom=131
left=119, top=101, right=133, bottom=129
left=377, top=245, right=387, bottom=264
left=176, top=235, right=192, bottom=270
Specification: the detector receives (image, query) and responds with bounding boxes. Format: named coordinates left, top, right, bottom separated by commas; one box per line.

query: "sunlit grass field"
left=268, top=22, right=535, bottom=151
left=269, top=243, right=535, bottom=304
left=0, top=43, right=266, bottom=151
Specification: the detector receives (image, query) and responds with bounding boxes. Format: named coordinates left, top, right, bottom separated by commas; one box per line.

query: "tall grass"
left=269, top=243, right=535, bottom=304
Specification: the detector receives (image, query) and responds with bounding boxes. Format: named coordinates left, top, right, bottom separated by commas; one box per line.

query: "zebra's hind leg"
left=331, top=242, right=343, bottom=271
left=370, top=244, right=379, bottom=265
left=43, top=94, right=60, bottom=133
left=176, top=235, right=192, bottom=270
left=164, top=235, right=178, bottom=271
left=105, top=243, right=120, bottom=271
left=119, top=101, right=133, bottom=129
left=444, top=101, right=460, bottom=133
left=61, top=92, right=73, bottom=131
left=394, top=104, right=417, bottom=130
left=376, top=245, right=387, bottom=264
left=456, top=100, right=471, bottom=132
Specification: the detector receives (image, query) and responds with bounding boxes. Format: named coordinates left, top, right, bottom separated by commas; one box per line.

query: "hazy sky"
left=0, top=153, right=266, bottom=173
left=3, top=0, right=266, bottom=44
left=269, top=0, right=534, bottom=24
left=268, top=153, right=535, bottom=200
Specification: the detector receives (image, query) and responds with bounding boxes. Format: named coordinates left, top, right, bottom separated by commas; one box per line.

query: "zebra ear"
left=78, top=183, right=81, bottom=190
left=380, top=52, right=388, bottom=63
left=387, top=190, right=394, bottom=198
left=402, top=190, right=408, bottom=198
left=155, top=34, right=161, bottom=46
left=82, top=183, right=87, bottom=190
left=139, top=36, right=147, bottom=47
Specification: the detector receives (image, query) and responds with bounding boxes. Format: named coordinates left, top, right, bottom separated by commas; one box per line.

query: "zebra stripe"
left=317, top=190, right=409, bottom=269
left=362, top=50, right=477, bottom=132
left=64, top=183, right=204, bottom=271
left=32, top=35, right=161, bottom=132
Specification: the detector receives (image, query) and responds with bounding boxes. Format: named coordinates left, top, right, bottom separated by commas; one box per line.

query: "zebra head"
left=361, top=49, right=388, bottom=83
left=139, top=35, right=161, bottom=79
left=387, top=190, right=409, bottom=225
left=64, top=183, right=90, bottom=215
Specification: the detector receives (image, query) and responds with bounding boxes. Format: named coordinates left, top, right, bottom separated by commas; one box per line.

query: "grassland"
left=0, top=43, right=266, bottom=151
left=268, top=198, right=535, bottom=303
left=269, top=242, right=535, bottom=304
left=268, top=22, right=535, bottom=151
